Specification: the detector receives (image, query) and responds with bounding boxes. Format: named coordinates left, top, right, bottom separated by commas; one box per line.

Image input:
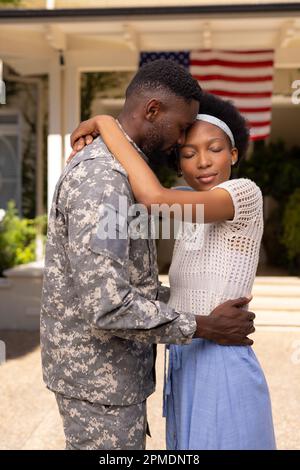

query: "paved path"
left=0, top=275, right=300, bottom=450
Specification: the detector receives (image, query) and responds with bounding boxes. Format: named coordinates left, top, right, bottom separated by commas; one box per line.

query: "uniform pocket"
left=89, top=186, right=129, bottom=265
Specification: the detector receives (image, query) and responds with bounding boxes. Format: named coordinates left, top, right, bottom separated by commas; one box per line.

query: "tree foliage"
left=0, top=0, right=21, bottom=6
left=0, top=201, right=47, bottom=276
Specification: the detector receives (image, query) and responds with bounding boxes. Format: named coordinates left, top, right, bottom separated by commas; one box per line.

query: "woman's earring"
left=177, top=170, right=183, bottom=177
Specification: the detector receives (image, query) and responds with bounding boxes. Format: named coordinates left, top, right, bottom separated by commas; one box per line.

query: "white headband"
left=196, top=114, right=235, bottom=148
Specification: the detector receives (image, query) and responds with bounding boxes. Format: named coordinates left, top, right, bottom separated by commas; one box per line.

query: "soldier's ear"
left=145, top=99, right=162, bottom=123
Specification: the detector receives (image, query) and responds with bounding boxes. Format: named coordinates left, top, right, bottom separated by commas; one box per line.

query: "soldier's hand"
left=194, top=296, right=255, bottom=346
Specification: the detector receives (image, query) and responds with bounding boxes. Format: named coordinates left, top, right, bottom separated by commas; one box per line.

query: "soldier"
left=41, top=60, right=255, bottom=450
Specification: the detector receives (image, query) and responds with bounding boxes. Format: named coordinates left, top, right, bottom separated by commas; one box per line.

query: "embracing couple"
left=40, top=59, right=276, bottom=450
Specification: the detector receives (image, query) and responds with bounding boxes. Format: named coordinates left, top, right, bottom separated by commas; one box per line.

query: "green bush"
left=0, top=0, right=21, bottom=6
left=239, top=140, right=300, bottom=201
left=263, top=205, right=288, bottom=268
left=282, top=189, right=300, bottom=272
left=238, top=140, right=300, bottom=272
left=0, top=201, right=47, bottom=276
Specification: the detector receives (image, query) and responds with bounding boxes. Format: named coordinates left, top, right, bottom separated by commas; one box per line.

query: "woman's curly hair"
left=168, top=91, right=250, bottom=172
left=196, top=91, right=250, bottom=162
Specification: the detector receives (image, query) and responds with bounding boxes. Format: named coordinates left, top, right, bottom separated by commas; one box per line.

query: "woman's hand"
left=68, top=115, right=115, bottom=162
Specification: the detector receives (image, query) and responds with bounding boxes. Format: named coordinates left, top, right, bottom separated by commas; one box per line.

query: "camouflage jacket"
left=40, top=137, right=196, bottom=406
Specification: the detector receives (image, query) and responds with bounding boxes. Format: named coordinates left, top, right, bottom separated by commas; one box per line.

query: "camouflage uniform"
left=55, top=393, right=147, bottom=450
left=40, top=137, right=196, bottom=450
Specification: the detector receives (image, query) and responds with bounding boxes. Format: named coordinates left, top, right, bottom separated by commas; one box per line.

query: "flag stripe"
left=190, top=59, right=274, bottom=68
left=238, top=106, right=272, bottom=113
left=250, top=133, right=271, bottom=141
left=193, top=74, right=274, bottom=83
left=191, top=51, right=274, bottom=63
left=197, top=49, right=273, bottom=53
left=207, top=90, right=272, bottom=98
left=218, top=49, right=274, bottom=54
left=241, top=112, right=271, bottom=122
left=249, top=125, right=272, bottom=136
left=248, top=120, right=271, bottom=127
left=190, top=65, right=274, bottom=78
left=200, top=80, right=273, bottom=93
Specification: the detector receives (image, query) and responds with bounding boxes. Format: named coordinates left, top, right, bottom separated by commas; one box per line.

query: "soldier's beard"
left=141, top=127, right=170, bottom=170
left=148, top=149, right=172, bottom=171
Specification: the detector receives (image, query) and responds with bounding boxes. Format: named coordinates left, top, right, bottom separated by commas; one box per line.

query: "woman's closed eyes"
left=180, top=146, right=224, bottom=158
left=209, top=147, right=223, bottom=153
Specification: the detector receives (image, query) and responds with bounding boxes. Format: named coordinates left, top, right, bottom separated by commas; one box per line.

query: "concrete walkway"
left=0, top=276, right=300, bottom=450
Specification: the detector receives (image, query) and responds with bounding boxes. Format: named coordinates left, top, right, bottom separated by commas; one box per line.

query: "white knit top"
left=168, top=178, right=263, bottom=316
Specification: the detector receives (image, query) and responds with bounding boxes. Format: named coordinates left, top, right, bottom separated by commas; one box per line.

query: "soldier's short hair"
left=125, top=59, right=202, bottom=104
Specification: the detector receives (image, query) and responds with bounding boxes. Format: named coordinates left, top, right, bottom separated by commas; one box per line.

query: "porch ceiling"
left=1, top=14, right=300, bottom=74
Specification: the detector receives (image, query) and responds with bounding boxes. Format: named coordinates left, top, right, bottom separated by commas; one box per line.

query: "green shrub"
left=0, top=0, right=21, bottom=6
left=263, top=205, right=288, bottom=268
left=237, top=140, right=300, bottom=271
left=0, top=201, right=47, bottom=276
left=239, top=140, right=300, bottom=201
left=282, top=189, right=300, bottom=272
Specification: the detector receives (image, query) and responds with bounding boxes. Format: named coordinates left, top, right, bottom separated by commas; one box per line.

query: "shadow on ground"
left=0, top=330, right=40, bottom=361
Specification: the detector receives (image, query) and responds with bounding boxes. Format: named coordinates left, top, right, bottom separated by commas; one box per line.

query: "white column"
left=36, top=80, right=44, bottom=218
left=47, top=57, right=63, bottom=213
left=46, top=0, right=55, bottom=9
left=0, top=59, right=6, bottom=104
left=63, top=65, right=80, bottom=162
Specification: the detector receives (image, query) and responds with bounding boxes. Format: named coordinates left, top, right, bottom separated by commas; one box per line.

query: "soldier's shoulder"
left=67, top=138, right=124, bottom=174
left=61, top=138, right=129, bottom=189
left=55, top=138, right=132, bottom=211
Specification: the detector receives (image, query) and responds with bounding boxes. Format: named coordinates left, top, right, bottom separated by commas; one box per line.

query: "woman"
left=70, top=92, right=276, bottom=450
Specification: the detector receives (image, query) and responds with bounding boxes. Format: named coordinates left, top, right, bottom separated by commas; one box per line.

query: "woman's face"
left=179, top=120, right=238, bottom=191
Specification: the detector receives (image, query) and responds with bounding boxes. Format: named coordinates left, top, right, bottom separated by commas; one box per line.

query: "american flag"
left=140, top=50, right=274, bottom=141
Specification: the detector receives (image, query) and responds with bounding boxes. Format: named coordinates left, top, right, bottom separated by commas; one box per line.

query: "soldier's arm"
left=67, top=172, right=196, bottom=345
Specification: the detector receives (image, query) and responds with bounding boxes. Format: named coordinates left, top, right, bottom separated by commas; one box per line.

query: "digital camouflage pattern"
left=40, top=137, right=196, bottom=407
left=55, top=393, right=147, bottom=450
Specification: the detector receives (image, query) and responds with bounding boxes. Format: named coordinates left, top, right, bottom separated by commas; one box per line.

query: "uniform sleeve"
left=211, top=178, right=263, bottom=231
left=67, top=173, right=196, bottom=345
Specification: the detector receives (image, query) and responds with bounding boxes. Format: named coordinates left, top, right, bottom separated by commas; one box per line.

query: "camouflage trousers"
left=55, top=393, right=147, bottom=450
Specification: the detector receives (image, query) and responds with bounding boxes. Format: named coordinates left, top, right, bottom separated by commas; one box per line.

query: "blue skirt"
left=163, top=339, right=276, bottom=450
